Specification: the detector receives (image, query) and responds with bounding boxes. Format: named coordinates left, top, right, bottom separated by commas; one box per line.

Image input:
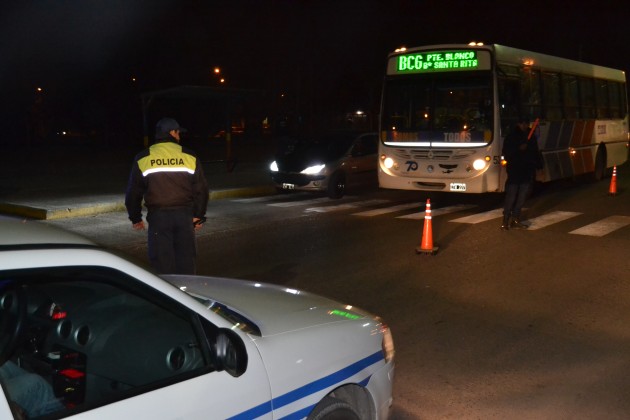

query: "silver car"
left=270, top=131, right=379, bottom=198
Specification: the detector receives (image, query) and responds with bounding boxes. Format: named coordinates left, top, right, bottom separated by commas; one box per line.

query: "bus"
left=378, top=43, right=629, bottom=193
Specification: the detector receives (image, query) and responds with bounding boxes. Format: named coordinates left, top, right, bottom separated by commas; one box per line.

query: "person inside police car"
left=501, top=117, right=541, bottom=230
left=125, top=118, right=209, bottom=274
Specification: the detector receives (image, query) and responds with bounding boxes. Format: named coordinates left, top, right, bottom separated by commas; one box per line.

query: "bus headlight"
left=270, top=161, right=278, bottom=172
left=382, top=156, right=395, bottom=169
left=472, top=158, right=487, bottom=171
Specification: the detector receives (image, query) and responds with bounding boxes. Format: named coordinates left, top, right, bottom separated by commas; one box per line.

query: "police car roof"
left=0, top=220, right=96, bottom=247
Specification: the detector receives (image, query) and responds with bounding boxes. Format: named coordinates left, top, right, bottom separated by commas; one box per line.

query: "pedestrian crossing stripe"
left=396, top=204, right=476, bottom=220
left=525, top=211, right=582, bottom=230
left=305, top=199, right=391, bottom=213
left=353, top=202, right=425, bottom=217
left=269, top=196, right=335, bottom=208
left=570, top=215, right=630, bottom=237
left=450, top=208, right=504, bottom=224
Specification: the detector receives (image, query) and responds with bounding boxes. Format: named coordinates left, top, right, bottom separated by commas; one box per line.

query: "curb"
left=0, top=185, right=277, bottom=220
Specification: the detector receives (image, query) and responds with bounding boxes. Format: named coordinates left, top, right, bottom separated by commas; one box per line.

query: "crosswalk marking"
left=305, top=199, right=390, bottom=213
left=396, top=204, right=476, bottom=220
left=450, top=208, right=504, bottom=224
left=233, top=194, right=629, bottom=236
left=526, top=211, right=582, bottom=230
left=232, top=196, right=282, bottom=203
left=268, top=196, right=335, bottom=207
left=353, top=202, right=425, bottom=217
left=570, top=215, right=630, bottom=237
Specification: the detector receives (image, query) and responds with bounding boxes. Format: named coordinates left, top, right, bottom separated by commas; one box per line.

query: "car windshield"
left=296, top=132, right=359, bottom=159
left=382, top=72, right=493, bottom=142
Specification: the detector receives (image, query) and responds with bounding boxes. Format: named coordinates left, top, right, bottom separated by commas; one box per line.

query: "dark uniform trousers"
left=146, top=207, right=196, bottom=275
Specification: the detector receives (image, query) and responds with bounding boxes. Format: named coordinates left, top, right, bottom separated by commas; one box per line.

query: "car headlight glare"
left=301, top=164, right=325, bottom=175
left=270, top=161, right=278, bottom=172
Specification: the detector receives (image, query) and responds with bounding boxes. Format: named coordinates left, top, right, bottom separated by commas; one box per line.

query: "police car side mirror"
left=214, top=328, right=248, bottom=377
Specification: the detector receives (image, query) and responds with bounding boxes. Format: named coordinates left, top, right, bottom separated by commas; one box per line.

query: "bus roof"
left=390, top=44, right=626, bottom=82
left=493, top=44, right=625, bottom=82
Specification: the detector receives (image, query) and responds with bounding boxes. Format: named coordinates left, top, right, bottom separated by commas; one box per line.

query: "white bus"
left=378, top=43, right=629, bottom=193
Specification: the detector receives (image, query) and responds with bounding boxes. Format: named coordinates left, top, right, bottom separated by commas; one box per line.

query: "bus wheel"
left=594, top=146, right=607, bottom=181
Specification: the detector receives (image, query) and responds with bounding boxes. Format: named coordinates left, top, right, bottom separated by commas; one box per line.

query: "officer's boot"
left=511, top=217, right=528, bottom=229
left=500, top=215, right=510, bottom=230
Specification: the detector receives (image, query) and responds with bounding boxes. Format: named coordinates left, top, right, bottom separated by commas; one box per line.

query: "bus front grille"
left=393, top=149, right=476, bottom=160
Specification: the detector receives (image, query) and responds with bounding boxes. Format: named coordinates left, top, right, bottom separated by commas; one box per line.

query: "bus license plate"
left=282, top=183, right=295, bottom=190
left=450, top=182, right=467, bottom=192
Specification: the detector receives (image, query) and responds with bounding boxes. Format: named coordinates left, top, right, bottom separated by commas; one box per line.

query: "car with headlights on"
left=0, top=220, right=394, bottom=419
left=270, top=131, right=379, bottom=198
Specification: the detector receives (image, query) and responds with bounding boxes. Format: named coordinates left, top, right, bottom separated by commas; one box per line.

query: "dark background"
left=1, top=0, right=628, bottom=148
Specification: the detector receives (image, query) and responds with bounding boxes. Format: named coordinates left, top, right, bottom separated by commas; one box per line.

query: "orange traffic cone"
left=608, top=166, right=617, bottom=196
left=416, top=199, right=439, bottom=255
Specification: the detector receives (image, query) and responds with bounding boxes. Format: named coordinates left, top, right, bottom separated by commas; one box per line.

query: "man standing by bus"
left=501, top=118, right=541, bottom=230
left=125, top=118, right=209, bottom=274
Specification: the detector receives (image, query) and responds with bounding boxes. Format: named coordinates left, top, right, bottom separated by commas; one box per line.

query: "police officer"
left=125, top=118, right=209, bottom=274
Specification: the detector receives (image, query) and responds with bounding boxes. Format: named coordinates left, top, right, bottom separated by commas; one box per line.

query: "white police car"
left=0, top=220, right=394, bottom=419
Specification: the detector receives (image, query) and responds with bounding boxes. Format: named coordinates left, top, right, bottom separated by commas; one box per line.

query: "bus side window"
left=608, top=82, right=622, bottom=119
left=543, top=72, right=562, bottom=120
left=562, top=74, right=579, bottom=120
left=520, top=67, right=542, bottom=120
left=579, top=77, right=597, bottom=119
left=498, top=78, right=520, bottom=134
left=596, top=80, right=610, bottom=119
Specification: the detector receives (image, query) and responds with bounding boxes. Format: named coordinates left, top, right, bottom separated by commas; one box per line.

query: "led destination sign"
left=397, top=50, right=479, bottom=73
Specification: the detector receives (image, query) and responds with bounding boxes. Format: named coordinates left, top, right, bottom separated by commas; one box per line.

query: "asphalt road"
left=40, top=177, right=630, bottom=419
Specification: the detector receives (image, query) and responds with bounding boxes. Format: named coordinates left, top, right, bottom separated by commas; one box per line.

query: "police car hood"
left=162, top=275, right=370, bottom=337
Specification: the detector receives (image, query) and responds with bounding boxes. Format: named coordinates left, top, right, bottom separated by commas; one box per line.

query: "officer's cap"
left=155, top=118, right=187, bottom=140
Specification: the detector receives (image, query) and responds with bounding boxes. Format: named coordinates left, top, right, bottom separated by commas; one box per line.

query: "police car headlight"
left=270, top=161, right=279, bottom=172
left=301, top=164, right=325, bottom=175
left=472, top=158, right=486, bottom=171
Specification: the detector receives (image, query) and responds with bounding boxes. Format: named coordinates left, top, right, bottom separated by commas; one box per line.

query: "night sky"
left=1, top=0, right=628, bottom=143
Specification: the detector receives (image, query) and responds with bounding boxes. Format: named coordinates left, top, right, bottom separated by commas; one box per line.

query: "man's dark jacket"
left=125, top=138, right=208, bottom=224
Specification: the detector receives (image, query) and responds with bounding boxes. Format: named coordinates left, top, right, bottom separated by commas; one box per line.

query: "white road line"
left=526, top=211, right=582, bottom=230
left=450, top=208, right=504, bottom=224
left=268, top=197, right=334, bottom=207
left=353, top=202, right=425, bottom=217
left=232, top=196, right=281, bottom=203
left=396, top=204, right=477, bottom=220
left=305, top=199, right=391, bottom=213
left=570, top=215, right=630, bottom=237
left=232, top=193, right=314, bottom=203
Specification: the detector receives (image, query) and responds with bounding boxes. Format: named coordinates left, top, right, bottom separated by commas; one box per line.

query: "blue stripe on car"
left=228, top=350, right=383, bottom=419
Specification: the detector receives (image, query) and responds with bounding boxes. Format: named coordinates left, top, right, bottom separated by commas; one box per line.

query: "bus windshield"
left=382, top=72, right=493, bottom=144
